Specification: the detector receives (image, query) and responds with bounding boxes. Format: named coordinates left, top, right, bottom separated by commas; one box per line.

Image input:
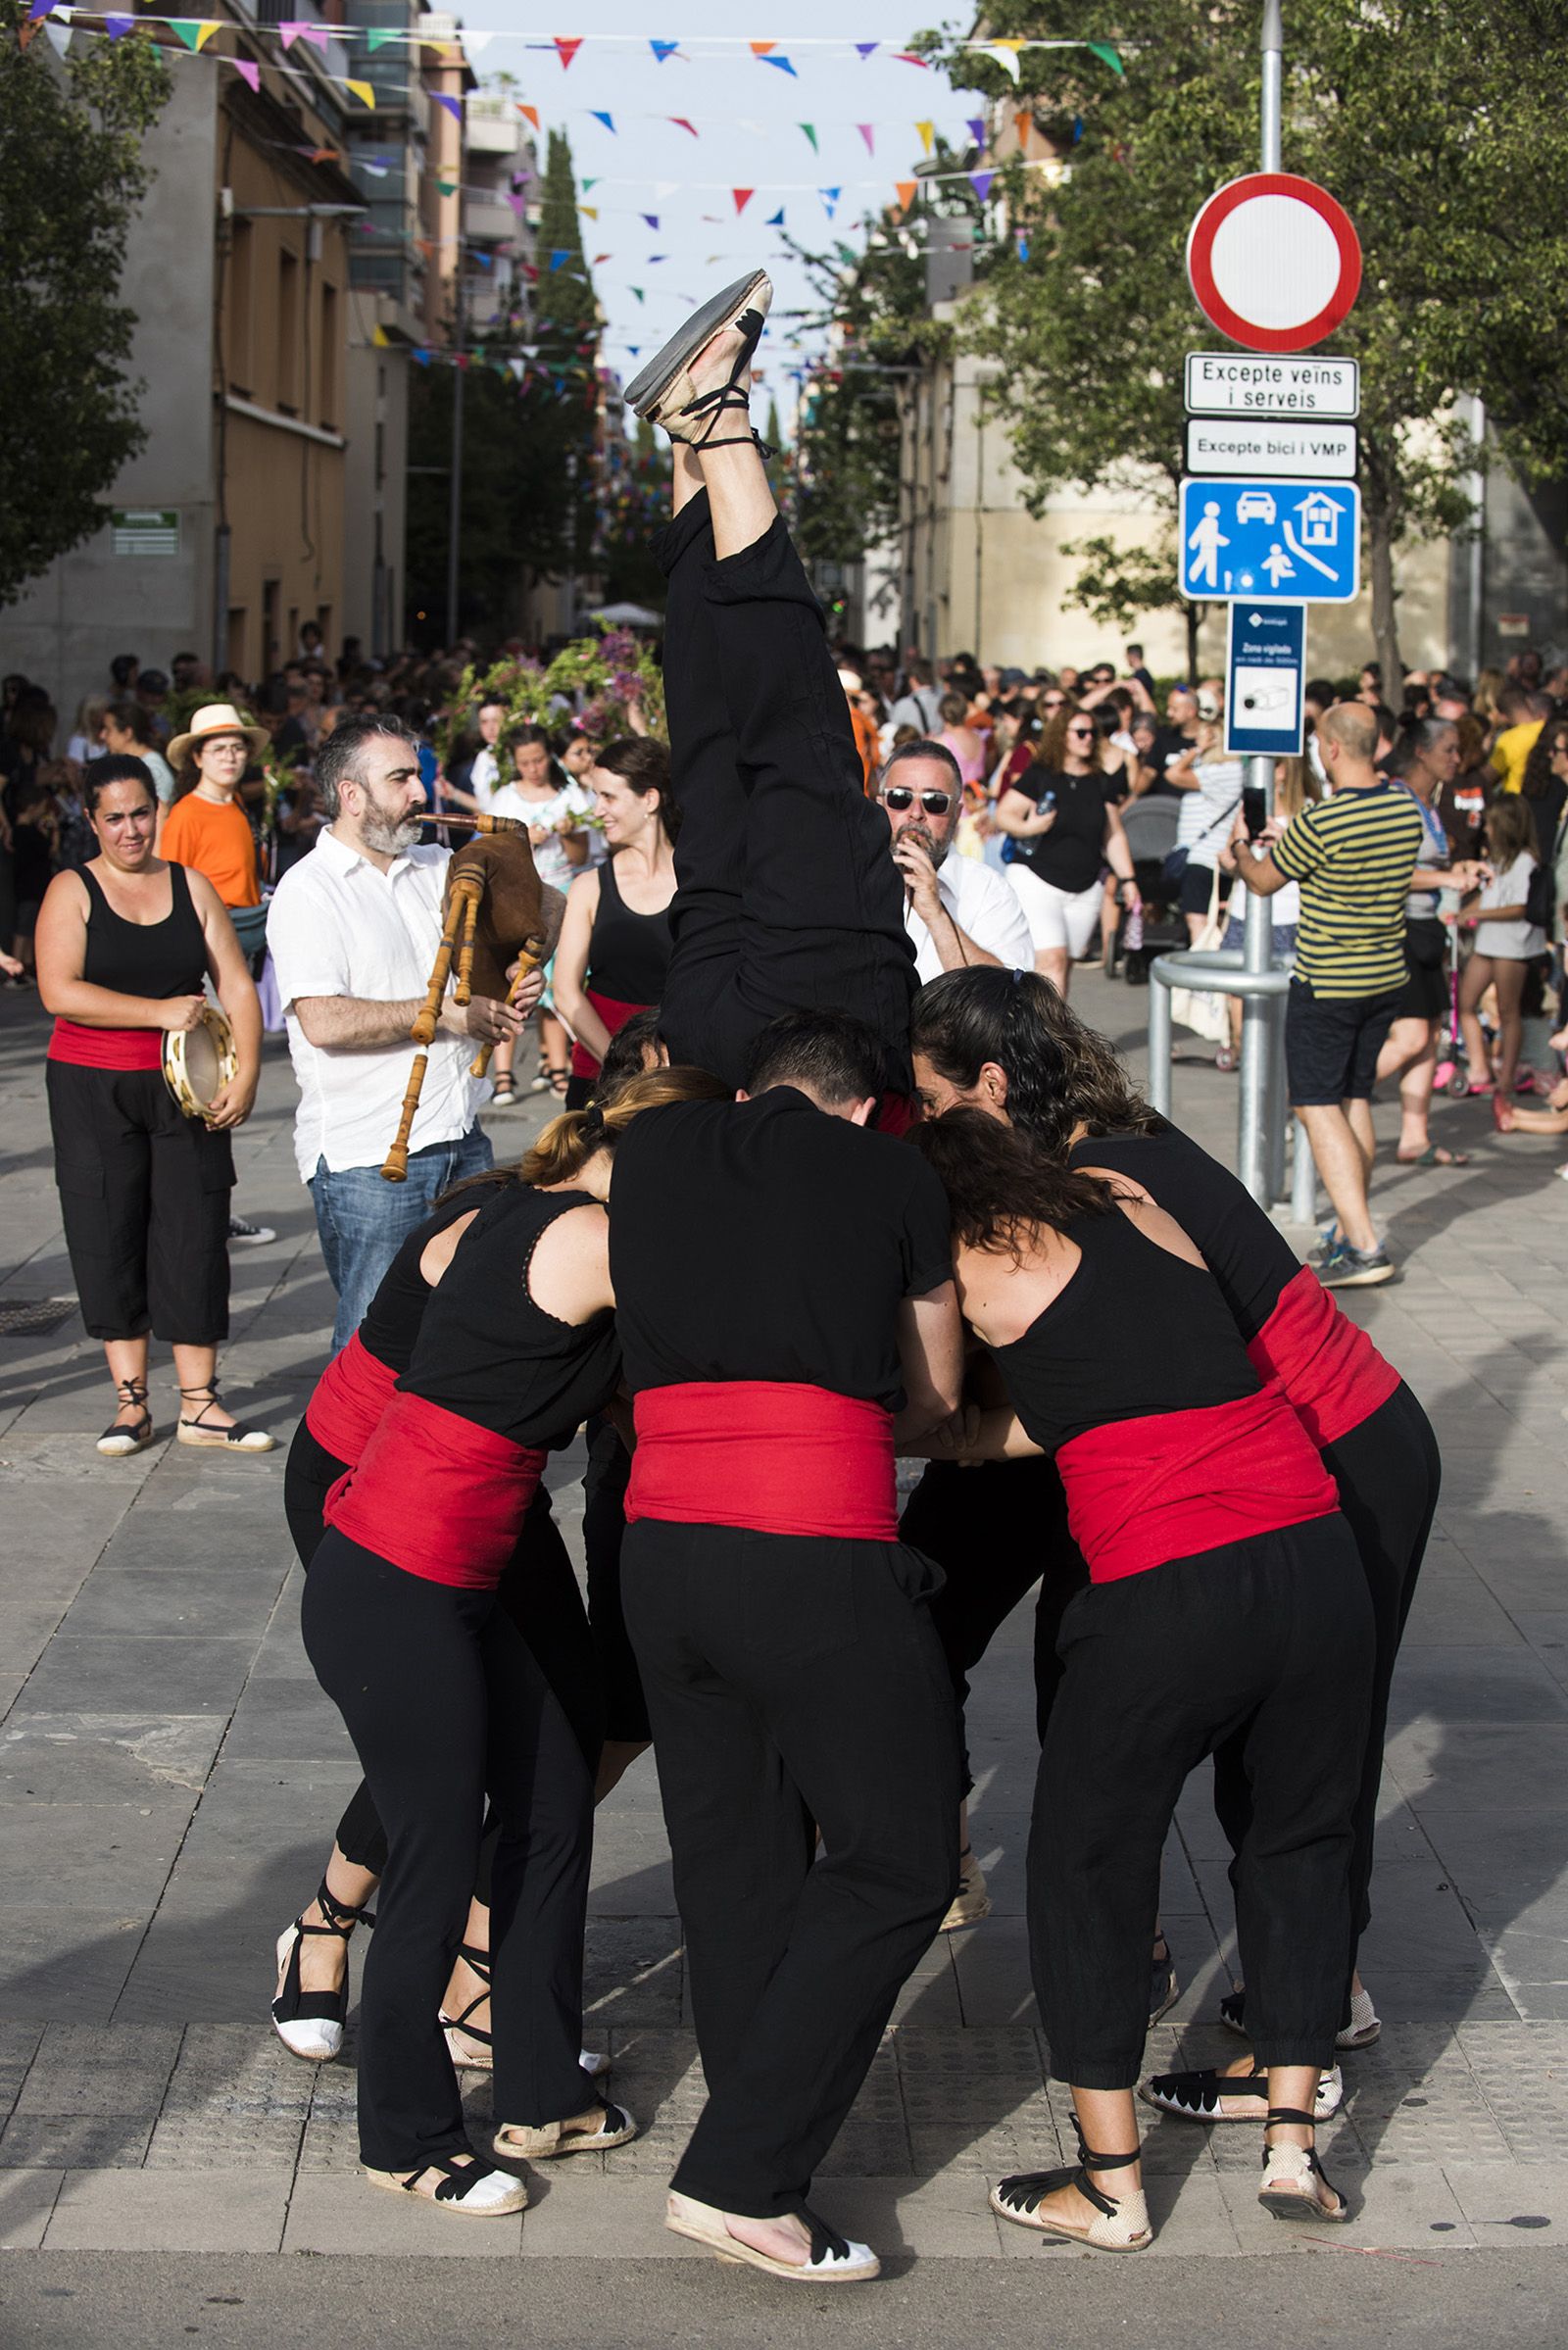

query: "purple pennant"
left=969, top=171, right=994, bottom=202
left=432, top=93, right=462, bottom=122
left=105, top=14, right=134, bottom=34
left=967, top=116, right=987, bottom=144
left=641, top=213, right=660, bottom=228
left=855, top=41, right=878, bottom=57
left=26, top=1, right=54, bottom=22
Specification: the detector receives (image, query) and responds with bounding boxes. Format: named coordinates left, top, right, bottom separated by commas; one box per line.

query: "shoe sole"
left=665, top=2214, right=880, bottom=2282
left=494, top=2109, right=637, bottom=2161
left=363, top=2167, right=527, bottom=2217
left=1320, top=1265, right=1396, bottom=1288
left=1336, top=2022, right=1381, bottom=2049
left=96, top=1435, right=156, bottom=1457
left=1148, top=1970, right=1179, bottom=2029
left=1258, top=2185, right=1349, bottom=2224
left=624, top=270, right=771, bottom=418
left=176, top=1426, right=277, bottom=1449
left=938, top=1894, right=993, bottom=1933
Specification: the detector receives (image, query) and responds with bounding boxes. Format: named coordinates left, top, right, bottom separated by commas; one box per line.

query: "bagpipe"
left=382, top=811, right=549, bottom=1182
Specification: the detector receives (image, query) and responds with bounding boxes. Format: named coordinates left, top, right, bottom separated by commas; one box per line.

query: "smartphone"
left=1242, top=784, right=1267, bottom=840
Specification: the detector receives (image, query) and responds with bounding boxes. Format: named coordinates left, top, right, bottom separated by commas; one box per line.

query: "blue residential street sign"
left=1226, top=603, right=1305, bottom=757
left=1179, top=476, right=1361, bottom=604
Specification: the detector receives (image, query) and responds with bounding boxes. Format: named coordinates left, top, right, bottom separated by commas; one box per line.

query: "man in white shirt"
left=267, top=714, right=548, bottom=1349
left=875, top=743, right=1033, bottom=984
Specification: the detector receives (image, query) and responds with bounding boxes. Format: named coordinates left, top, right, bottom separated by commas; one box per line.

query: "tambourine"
left=162, top=1004, right=238, bottom=1121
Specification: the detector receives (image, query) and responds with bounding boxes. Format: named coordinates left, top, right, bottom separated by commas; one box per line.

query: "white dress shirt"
left=267, top=828, right=487, bottom=1183
left=905, top=853, right=1035, bottom=985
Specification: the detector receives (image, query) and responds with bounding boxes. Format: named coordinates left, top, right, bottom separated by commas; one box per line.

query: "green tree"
left=788, top=178, right=984, bottom=567
left=0, top=5, right=170, bottom=602
left=942, top=0, right=1568, bottom=683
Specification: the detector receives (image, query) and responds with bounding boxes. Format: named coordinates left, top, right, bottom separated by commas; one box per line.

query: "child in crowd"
left=1459, top=797, right=1546, bottom=1100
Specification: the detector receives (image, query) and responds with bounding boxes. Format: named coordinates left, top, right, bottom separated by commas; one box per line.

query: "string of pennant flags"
left=23, top=8, right=1122, bottom=84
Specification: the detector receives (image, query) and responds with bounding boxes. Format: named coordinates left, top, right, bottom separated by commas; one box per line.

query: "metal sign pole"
left=1237, top=0, right=1287, bottom=1202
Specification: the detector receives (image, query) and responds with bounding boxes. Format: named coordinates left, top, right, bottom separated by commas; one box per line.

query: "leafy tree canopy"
left=0, top=2, right=171, bottom=603
left=937, top=0, right=1568, bottom=679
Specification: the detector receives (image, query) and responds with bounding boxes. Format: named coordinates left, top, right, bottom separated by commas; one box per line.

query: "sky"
left=454, top=0, right=979, bottom=414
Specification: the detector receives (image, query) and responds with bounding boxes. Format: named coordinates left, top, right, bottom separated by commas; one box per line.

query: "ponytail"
left=517, top=1062, right=728, bottom=1186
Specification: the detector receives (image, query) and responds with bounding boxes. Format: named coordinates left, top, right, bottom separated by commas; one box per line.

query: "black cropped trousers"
left=655, top=492, right=916, bottom=1090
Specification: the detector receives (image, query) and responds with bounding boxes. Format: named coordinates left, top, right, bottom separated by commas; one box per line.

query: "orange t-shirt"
left=850, top=703, right=881, bottom=794
left=162, top=793, right=261, bottom=908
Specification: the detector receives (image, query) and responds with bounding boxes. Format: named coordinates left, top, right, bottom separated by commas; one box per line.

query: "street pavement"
left=1, top=965, right=1567, bottom=2340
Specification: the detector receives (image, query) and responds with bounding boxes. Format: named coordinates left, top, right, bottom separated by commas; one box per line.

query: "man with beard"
left=267, top=714, right=550, bottom=1347
left=877, top=741, right=1033, bottom=981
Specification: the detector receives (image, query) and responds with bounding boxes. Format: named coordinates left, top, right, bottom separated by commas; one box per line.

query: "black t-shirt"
left=1008, top=767, right=1112, bottom=895
left=610, top=1090, right=953, bottom=1407
left=1145, top=725, right=1198, bottom=799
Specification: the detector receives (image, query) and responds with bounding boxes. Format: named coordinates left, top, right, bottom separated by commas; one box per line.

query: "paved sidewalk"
left=1, top=971, right=1567, bottom=2280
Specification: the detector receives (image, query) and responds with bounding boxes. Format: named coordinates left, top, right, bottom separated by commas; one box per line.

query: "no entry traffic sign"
left=1187, top=172, right=1361, bottom=355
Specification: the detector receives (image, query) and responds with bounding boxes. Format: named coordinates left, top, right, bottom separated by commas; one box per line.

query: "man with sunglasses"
left=877, top=742, right=1033, bottom=983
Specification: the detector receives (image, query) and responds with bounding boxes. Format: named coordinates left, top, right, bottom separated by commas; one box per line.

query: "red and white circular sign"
left=1187, top=171, right=1361, bottom=354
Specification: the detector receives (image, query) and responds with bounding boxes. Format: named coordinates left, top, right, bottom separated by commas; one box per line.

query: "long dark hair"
left=909, top=969, right=1159, bottom=1155
left=907, top=1109, right=1111, bottom=1258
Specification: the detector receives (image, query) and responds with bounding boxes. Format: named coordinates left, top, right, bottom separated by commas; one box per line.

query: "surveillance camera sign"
left=1226, top=604, right=1305, bottom=758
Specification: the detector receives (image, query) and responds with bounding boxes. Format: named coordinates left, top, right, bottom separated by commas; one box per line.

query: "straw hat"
left=167, top=702, right=269, bottom=772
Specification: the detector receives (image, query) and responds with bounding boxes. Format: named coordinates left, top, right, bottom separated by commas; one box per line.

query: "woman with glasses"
left=995, top=707, right=1141, bottom=999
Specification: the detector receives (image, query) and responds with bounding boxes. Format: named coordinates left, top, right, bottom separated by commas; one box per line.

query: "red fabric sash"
left=626, top=1380, right=898, bottom=1541
left=305, top=1331, right=398, bottom=1469
left=1247, top=1264, right=1400, bottom=1449
left=876, top=1091, right=919, bottom=1137
left=568, top=991, right=650, bottom=1081
left=1055, top=1383, right=1340, bottom=1584
left=48, top=1018, right=163, bottom=1071
left=323, top=1392, right=545, bottom=1589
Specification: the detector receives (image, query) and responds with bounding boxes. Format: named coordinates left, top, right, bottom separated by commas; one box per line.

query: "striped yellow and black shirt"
left=1271, top=783, right=1425, bottom=999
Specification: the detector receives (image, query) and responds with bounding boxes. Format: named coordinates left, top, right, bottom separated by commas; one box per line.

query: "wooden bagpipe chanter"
left=382, top=810, right=550, bottom=1182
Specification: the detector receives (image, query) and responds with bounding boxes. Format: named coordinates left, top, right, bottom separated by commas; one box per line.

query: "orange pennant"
left=516, top=103, right=540, bottom=129
left=895, top=180, right=918, bottom=213
left=1015, top=109, right=1032, bottom=147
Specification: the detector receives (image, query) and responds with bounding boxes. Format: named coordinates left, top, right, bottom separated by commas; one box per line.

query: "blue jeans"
left=311, top=1125, right=494, bottom=1352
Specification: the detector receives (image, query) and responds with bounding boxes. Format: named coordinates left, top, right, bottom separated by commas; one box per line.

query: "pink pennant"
left=857, top=123, right=875, bottom=155
left=229, top=56, right=260, bottom=88
left=668, top=117, right=699, bottom=136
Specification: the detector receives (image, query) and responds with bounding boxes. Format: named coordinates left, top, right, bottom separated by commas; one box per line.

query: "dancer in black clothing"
left=627, top=270, right=917, bottom=1100
left=274, top=1174, right=606, bottom=2077
left=298, top=1067, right=721, bottom=2220
left=909, top=968, right=1442, bottom=2117
left=908, top=1113, right=1372, bottom=2246
left=612, top=1014, right=963, bottom=2283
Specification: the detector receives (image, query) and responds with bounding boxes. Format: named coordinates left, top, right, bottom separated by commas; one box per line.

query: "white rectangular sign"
left=1185, top=352, right=1359, bottom=419
left=1185, top=418, right=1357, bottom=481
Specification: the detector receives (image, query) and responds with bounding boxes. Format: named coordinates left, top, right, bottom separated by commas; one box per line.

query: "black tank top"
left=402, top=1182, right=620, bottom=1444
left=1068, top=1124, right=1301, bottom=1343
left=990, top=1204, right=1258, bottom=1455
left=359, top=1174, right=513, bottom=1374
left=586, top=854, right=672, bottom=1004
left=81, top=862, right=206, bottom=999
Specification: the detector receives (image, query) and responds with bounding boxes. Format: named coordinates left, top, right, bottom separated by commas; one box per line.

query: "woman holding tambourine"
left=34, top=755, right=275, bottom=1458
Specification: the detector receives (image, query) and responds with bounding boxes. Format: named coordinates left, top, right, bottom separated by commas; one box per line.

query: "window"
left=277, top=248, right=300, bottom=413
left=228, top=219, right=254, bottom=396
left=318, top=282, right=339, bottom=427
